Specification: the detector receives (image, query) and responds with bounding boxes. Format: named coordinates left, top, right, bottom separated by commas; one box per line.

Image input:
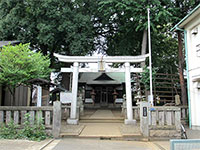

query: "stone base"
left=192, top=125, right=200, bottom=130
left=67, top=118, right=79, bottom=125
left=124, top=119, right=136, bottom=125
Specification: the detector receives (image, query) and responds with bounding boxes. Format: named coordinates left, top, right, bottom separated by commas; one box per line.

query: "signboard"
left=143, top=107, right=147, bottom=117
left=60, top=92, right=72, bottom=104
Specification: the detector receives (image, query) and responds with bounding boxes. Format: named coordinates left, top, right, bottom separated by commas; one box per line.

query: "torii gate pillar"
left=67, top=62, right=79, bottom=125
left=125, top=62, right=136, bottom=124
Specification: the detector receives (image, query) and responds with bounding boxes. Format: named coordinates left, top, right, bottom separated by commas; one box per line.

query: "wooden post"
left=52, top=101, right=61, bottom=138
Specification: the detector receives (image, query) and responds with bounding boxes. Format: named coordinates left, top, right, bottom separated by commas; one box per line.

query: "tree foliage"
left=0, top=0, right=199, bottom=74
left=96, top=0, right=199, bottom=73
left=0, top=43, right=52, bottom=88
left=0, top=0, right=97, bottom=68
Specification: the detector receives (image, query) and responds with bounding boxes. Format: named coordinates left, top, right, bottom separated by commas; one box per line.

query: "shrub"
left=0, top=120, right=19, bottom=139
left=0, top=112, right=50, bottom=141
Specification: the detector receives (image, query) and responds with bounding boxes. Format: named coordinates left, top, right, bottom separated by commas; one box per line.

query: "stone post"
left=140, top=101, right=149, bottom=137
left=67, top=62, right=79, bottom=125
left=52, top=101, right=61, bottom=138
left=124, top=62, right=136, bottom=124
left=37, top=85, right=42, bottom=107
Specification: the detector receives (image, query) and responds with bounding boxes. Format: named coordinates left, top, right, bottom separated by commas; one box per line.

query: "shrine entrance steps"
left=60, top=109, right=145, bottom=141
left=80, top=109, right=124, bottom=123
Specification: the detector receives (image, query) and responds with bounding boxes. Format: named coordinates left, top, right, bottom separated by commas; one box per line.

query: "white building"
left=173, top=4, right=200, bottom=130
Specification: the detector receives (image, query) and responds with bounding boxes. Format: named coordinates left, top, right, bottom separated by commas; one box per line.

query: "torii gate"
left=54, top=53, right=149, bottom=125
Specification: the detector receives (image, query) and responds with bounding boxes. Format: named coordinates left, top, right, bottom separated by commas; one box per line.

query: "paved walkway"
left=89, top=109, right=114, bottom=119
left=43, top=139, right=163, bottom=150
left=61, top=109, right=141, bottom=138
left=0, top=139, right=53, bottom=150
left=79, top=123, right=122, bottom=138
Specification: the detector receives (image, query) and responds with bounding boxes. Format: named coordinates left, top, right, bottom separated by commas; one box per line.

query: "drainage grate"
left=100, top=137, right=111, bottom=140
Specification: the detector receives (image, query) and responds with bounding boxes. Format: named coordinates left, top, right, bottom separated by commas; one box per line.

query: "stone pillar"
left=37, top=85, right=42, bottom=107
left=52, top=101, right=61, bottom=138
left=124, top=62, right=136, bottom=124
left=67, top=62, right=79, bottom=125
left=140, top=101, right=149, bottom=137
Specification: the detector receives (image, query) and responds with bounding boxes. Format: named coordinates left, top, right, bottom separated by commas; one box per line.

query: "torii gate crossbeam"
left=54, top=53, right=149, bottom=125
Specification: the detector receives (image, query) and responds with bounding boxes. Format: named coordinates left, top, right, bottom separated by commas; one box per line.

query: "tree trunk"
left=177, top=31, right=187, bottom=106
left=141, top=30, right=147, bottom=67
left=140, top=30, right=148, bottom=98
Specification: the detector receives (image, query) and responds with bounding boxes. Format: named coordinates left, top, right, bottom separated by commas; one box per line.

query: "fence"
left=180, top=106, right=189, bottom=124
left=122, top=105, right=188, bottom=122
left=139, top=102, right=182, bottom=138
left=0, top=101, right=62, bottom=138
left=170, top=139, right=200, bottom=150
left=149, top=106, right=181, bottom=130
left=148, top=106, right=181, bottom=138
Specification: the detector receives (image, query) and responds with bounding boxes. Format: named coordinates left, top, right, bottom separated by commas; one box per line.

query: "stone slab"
left=79, top=123, right=122, bottom=137
left=67, top=118, right=79, bottom=125
left=61, top=122, right=85, bottom=136
left=124, top=119, right=136, bottom=125
left=120, top=124, right=141, bottom=136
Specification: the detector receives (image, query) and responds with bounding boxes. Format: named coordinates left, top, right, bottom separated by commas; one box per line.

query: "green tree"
left=0, top=43, right=52, bottom=105
left=0, top=0, right=97, bottom=68
left=97, top=0, right=177, bottom=71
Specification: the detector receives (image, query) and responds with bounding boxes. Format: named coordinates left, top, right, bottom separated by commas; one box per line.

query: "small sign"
left=143, top=107, right=147, bottom=117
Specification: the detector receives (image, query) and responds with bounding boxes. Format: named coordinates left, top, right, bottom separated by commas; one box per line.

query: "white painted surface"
left=115, top=98, right=123, bottom=103
left=125, top=62, right=133, bottom=121
left=37, top=85, right=42, bottom=107
left=70, top=62, right=79, bottom=120
left=54, top=53, right=149, bottom=63
left=183, top=11, right=200, bottom=129
left=60, top=92, right=72, bottom=104
left=61, top=67, right=143, bottom=73
left=85, top=98, right=93, bottom=103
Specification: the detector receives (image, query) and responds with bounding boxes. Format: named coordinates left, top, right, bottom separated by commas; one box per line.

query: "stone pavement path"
left=61, top=109, right=141, bottom=138
left=0, top=139, right=52, bottom=150
left=44, top=138, right=160, bottom=150
left=89, top=109, right=114, bottom=119
left=79, top=123, right=122, bottom=137
left=79, top=109, right=122, bottom=137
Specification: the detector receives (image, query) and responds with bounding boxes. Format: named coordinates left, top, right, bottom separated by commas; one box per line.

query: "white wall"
left=185, top=14, right=200, bottom=129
